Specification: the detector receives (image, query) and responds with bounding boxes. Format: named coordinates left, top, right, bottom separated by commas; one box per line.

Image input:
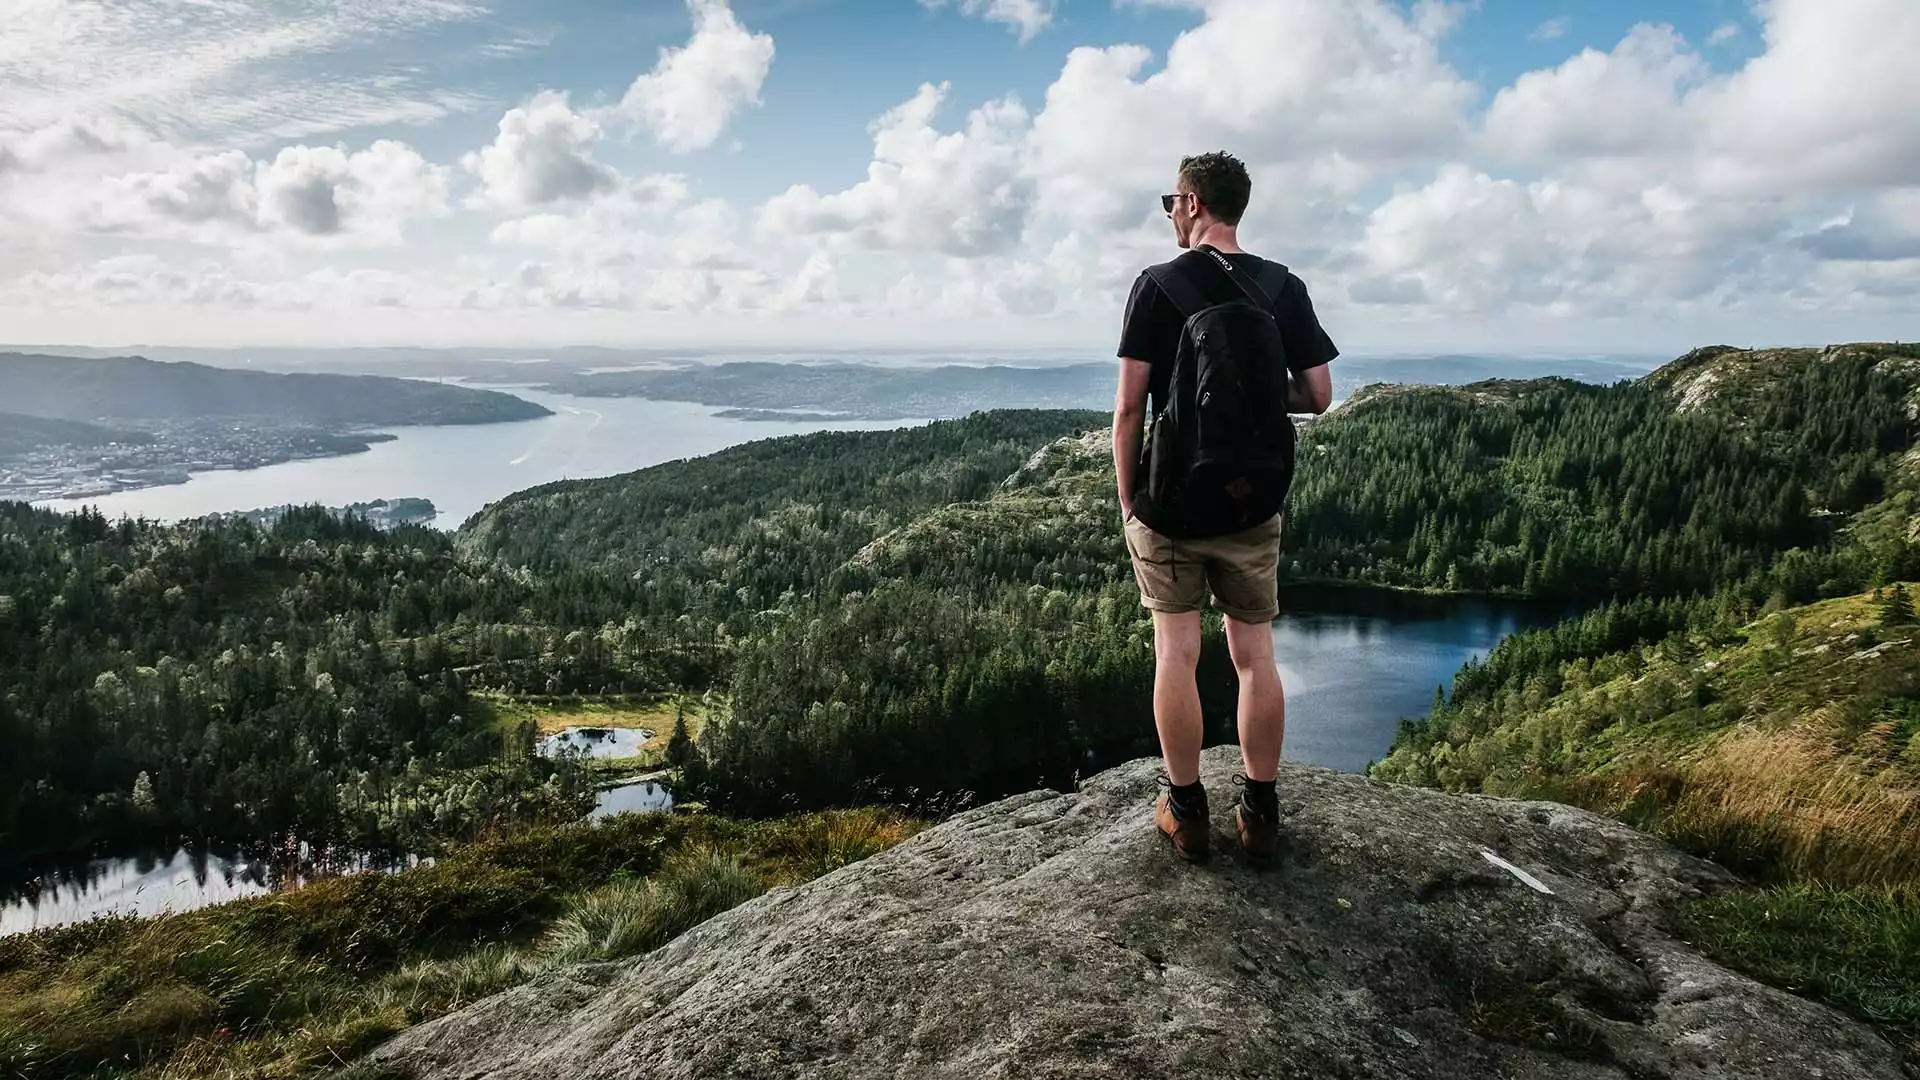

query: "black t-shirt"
left=1116, top=249, right=1339, bottom=417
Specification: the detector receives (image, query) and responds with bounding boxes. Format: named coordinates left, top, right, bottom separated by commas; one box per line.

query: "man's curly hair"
left=1177, top=151, right=1252, bottom=226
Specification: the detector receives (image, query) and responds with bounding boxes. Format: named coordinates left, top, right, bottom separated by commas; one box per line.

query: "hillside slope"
left=0, top=352, right=550, bottom=425
left=1374, top=586, right=1920, bottom=888
left=368, top=747, right=1907, bottom=1079
left=455, top=409, right=1107, bottom=577
left=0, top=413, right=151, bottom=456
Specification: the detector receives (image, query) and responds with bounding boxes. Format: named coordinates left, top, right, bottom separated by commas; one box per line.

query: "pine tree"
left=666, top=705, right=694, bottom=770
left=1881, top=585, right=1916, bottom=626
left=130, top=771, right=157, bottom=818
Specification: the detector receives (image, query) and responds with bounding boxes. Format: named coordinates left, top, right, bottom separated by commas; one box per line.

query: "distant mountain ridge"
left=0, top=352, right=551, bottom=426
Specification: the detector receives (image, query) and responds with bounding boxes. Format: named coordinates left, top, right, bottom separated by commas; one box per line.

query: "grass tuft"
left=543, top=848, right=762, bottom=967
left=1681, top=884, right=1920, bottom=1064
left=0, top=807, right=920, bottom=1079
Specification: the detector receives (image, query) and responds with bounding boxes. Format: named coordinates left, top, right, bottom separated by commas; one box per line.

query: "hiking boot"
left=1233, top=773, right=1279, bottom=865
left=1154, top=776, right=1210, bottom=862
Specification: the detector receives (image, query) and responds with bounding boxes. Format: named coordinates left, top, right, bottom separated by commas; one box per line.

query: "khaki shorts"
left=1122, top=512, right=1283, bottom=624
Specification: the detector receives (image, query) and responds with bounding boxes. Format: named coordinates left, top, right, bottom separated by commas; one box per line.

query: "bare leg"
left=1224, top=615, right=1284, bottom=781
left=1151, top=610, right=1205, bottom=785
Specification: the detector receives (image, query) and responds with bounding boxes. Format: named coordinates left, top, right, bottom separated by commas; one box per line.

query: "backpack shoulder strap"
left=1252, top=259, right=1290, bottom=309
left=1197, top=245, right=1284, bottom=311
left=1143, top=258, right=1213, bottom=320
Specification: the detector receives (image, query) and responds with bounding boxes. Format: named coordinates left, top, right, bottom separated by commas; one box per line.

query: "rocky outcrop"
left=368, top=746, right=1907, bottom=1079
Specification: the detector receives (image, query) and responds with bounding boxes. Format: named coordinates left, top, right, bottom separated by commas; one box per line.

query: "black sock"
left=1170, top=779, right=1207, bottom=816
left=1240, top=778, right=1277, bottom=819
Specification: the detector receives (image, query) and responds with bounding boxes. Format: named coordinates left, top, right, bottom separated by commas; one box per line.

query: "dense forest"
left=1284, top=344, right=1920, bottom=599
left=0, top=505, right=665, bottom=863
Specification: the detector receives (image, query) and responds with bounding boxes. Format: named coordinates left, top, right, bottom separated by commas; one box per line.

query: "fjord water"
left=32, top=387, right=922, bottom=528
left=1, top=586, right=1557, bottom=934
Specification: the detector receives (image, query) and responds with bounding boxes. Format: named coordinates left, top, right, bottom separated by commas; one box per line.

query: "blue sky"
left=0, top=0, right=1915, bottom=354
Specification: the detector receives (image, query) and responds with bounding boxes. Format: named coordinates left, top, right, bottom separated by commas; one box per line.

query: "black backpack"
left=1138, top=245, right=1296, bottom=539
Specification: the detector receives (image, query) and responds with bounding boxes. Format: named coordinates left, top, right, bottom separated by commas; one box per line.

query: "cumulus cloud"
left=89, top=152, right=262, bottom=234
left=616, top=0, right=774, bottom=153
left=257, top=140, right=449, bottom=239
left=759, top=82, right=1032, bottom=256
left=1482, top=24, right=1707, bottom=164
left=920, top=0, right=1057, bottom=44
left=464, top=91, right=618, bottom=209
left=1484, top=0, right=1920, bottom=196
left=1024, top=0, right=1477, bottom=231
left=23, top=138, right=445, bottom=244
left=0, top=118, right=131, bottom=174
left=1353, top=164, right=1795, bottom=316
left=7, top=0, right=1920, bottom=347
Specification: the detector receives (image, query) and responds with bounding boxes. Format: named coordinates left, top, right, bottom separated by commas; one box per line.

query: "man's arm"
left=1286, top=363, right=1334, bottom=414
left=1275, top=272, right=1339, bottom=415
left=1113, top=356, right=1153, bottom=519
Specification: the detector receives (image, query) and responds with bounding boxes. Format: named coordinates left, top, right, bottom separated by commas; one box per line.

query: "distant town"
left=0, top=419, right=395, bottom=503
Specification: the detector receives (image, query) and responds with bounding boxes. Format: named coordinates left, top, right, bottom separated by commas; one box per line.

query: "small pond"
left=0, top=844, right=426, bottom=937
left=591, top=781, right=676, bottom=821
left=539, top=726, right=654, bottom=759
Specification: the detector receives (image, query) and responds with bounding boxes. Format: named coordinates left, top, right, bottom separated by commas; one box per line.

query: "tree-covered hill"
left=0, top=503, right=675, bottom=864
left=0, top=352, right=551, bottom=426
left=1283, top=342, right=1919, bottom=600
left=456, top=408, right=1107, bottom=600
left=0, top=413, right=151, bottom=456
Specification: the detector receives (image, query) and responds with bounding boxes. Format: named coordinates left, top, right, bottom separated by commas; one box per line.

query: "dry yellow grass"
left=1566, top=723, right=1920, bottom=889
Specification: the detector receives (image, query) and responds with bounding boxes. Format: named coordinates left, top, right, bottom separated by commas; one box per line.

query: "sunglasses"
left=1161, top=192, right=1181, bottom=216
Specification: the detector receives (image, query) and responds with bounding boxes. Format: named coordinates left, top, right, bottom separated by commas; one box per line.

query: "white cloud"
left=758, top=83, right=1033, bottom=257
left=1529, top=17, right=1570, bottom=41
left=464, top=91, right=618, bottom=209
left=89, top=152, right=262, bottom=235
left=0, top=118, right=132, bottom=174
left=920, top=0, right=1057, bottom=44
left=1353, top=164, right=1795, bottom=316
left=1794, top=190, right=1920, bottom=262
left=5, top=0, right=1920, bottom=350
left=15, top=138, right=446, bottom=245
left=1707, top=22, right=1741, bottom=47
left=1025, top=0, right=1477, bottom=232
left=256, top=141, right=449, bottom=240
left=1484, top=0, right=1920, bottom=196
left=0, top=0, right=491, bottom=145
left=1482, top=24, right=1707, bottom=164
left=615, top=0, right=775, bottom=153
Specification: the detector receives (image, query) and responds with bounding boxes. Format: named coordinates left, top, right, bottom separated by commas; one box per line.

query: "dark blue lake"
left=1271, top=585, right=1572, bottom=773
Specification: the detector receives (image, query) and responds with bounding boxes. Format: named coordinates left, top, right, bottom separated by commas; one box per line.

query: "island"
left=210, top=497, right=439, bottom=529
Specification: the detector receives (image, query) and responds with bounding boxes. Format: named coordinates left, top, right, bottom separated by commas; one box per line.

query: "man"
left=1112, top=151, right=1337, bottom=864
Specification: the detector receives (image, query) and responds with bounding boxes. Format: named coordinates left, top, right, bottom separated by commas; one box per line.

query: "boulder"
left=369, top=746, right=1906, bottom=1079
